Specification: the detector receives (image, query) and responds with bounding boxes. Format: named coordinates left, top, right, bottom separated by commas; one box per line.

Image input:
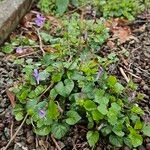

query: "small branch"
left=3, top=114, right=28, bottom=150
left=39, top=83, right=54, bottom=99
left=35, top=28, right=45, bottom=55
left=51, top=134, right=61, bottom=150
left=119, top=67, right=130, bottom=83
left=17, top=50, right=41, bottom=58
left=128, top=71, right=142, bottom=80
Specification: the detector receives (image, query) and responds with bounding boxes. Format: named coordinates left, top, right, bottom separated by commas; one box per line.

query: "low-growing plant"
left=94, top=0, right=145, bottom=20
left=38, top=0, right=146, bottom=20
left=8, top=11, right=149, bottom=148
left=11, top=51, right=150, bottom=148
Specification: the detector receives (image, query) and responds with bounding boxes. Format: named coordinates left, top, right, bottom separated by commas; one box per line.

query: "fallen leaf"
left=104, top=18, right=129, bottom=28
left=111, top=26, right=133, bottom=44
left=6, top=90, right=15, bottom=108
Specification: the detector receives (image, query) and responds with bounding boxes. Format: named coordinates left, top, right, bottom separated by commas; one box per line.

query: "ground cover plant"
left=1, top=0, right=150, bottom=149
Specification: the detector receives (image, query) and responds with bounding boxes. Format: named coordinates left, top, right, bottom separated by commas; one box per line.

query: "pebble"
left=26, top=131, right=34, bottom=144
left=0, top=123, right=4, bottom=131
left=146, top=143, right=150, bottom=150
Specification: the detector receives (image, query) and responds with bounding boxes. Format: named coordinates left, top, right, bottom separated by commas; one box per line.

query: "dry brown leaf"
left=104, top=18, right=129, bottom=28
left=6, top=89, right=15, bottom=108
left=111, top=26, right=133, bottom=44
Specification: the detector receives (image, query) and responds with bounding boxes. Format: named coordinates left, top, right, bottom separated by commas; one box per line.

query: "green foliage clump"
left=38, top=0, right=146, bottom=20
left=11, top=14, right=150, bottom=147
left=12, top=51, right=150, bottom=148
left=95, top=0, right=145, bottom=20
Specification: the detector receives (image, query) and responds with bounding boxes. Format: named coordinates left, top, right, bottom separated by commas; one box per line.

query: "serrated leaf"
left=142, top=124, right=150, bottom=137
left=128, top=131, right=143, bottom=147
left=109, top=135, right=123, bottom=147
left=64, top=79, right=74, bottom=96
left=2, top=43, right=13, bottom=53
left=101, top=126, right=112, bottom=136
left=92, top=110, right=104, bottom=121
left=34, top=126, right=51, bottom=136
left=84, top=100, right=97, bottom=111
left=15, top=112, right=24, bottom=121
left=66, top=110, right=81, bottom=125
left=56, top=0, right=69, bottom=15
left=50, top=88, right=58, bottom=100
left=51, top=123, right=68, bottom=139
left=97, top=97, right=109, bottom=115
left=39, top=70, right=50, bottom=80
left=131, top=105, right=144, bottom=115
left=54, top=81, right=66, bottom=97
left=107, top=75, right=117, bottom=87
left=134, top=120, right=142, bottom=130
left=114, top=83, right=124, bottom=94
left=112, top=123, right=124, bottom=137
left=87, top=131, right=99, bottom=147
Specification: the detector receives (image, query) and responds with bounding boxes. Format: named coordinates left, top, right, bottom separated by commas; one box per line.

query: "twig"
left=39, top=83, right=54, bottom=99
left=51, top=134, right=61, bottom=150
left=119, top=67, right=130, bottom=83
left=35, top=28, right=45, bottom=55
left=10, top=121, right=14, bottom=138
left=17, top=50, right=41, bottom=58
left=128, top=71, right=142, bottom=80
left=3, top=114, right=28, bottom=150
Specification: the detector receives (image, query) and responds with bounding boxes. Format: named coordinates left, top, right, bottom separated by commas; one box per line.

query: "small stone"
left=123, top=146, right=130, bottom=150
left=138, top=145, right=146, bottom=150
left=27, top=134, right=34, bottom=144
left=0, top=123, right=4, bottom=131
left=146, top=143, right=150, bottom=150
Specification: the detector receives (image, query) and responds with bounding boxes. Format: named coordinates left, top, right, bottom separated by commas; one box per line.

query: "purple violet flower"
left=39, top=109, right=46, bottom=118
left=35, top=13, right=45, bottom=27
left=16, top=47, right=23, bottom=54
left=33, top=69, right=40, bottom=84
left=96, top=66, right=104, bottom=80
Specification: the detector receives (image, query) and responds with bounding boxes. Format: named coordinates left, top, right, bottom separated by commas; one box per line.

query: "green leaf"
left=50, top=88, right=58, bottom=100
left=51, top=123, right=68, bottom=139
left=2, top=43, right=13, bottom=53
left=107, top=75, right=117, bottom=87
left=114, top=83, right=124, bottom=94
left=52, top=72, right=63, bottom=83
left=142, top=124, right=150, bottom=137
left=15, top=112, right=24, bottom=121
left=128, top=131, right=143, bottom=147
left=39, top=70, right=50, bottom=80
left=64, top=79, right=74, bottom=96
left=47, top=100, right=59, bottom=119
left=84, top=100, right=97, bottom=111
left=97, top=97, right=109, bottom=115
left=55, top=81, right=65, bottom=97
left=34, top=126, right=51, bottom=136
left=13, top=104, right=24, bottom=121
left=134, top=120, right=142, bottom=130
left=26, top=99, right=37, bottom=115
left=112, top=123, right=125, bottom=137
left=66, top=110, right=81, bottom=125
left=101, top=126, right=112, bottom=136
left=109, top=135, right=123, bottom=147
left=124, top=137, right=132, bottom=149
left=92, top=110, right=104, bottom=121
left=56, top=0, right=69, bottom=15
left=87, top=131, right=99, bottom=147
left=131, top=105, right=144, bottom=115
